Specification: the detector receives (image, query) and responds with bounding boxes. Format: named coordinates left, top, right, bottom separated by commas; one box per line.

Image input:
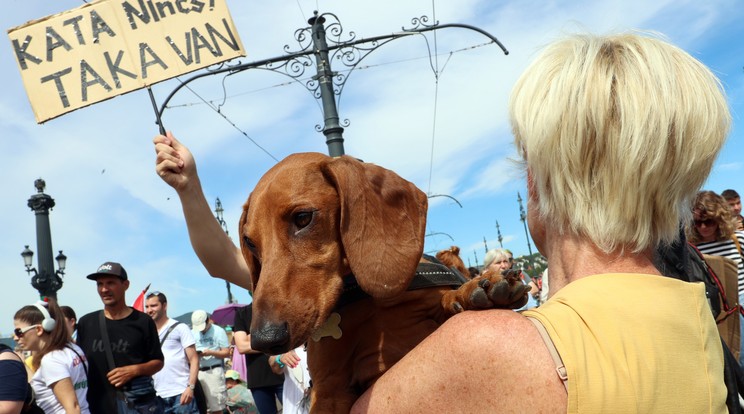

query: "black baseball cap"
left=86, top=262, right=128, bottom=281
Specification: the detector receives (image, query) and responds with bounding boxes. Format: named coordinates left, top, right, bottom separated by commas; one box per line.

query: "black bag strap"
left=65, top=344, right=88, bottom=379
left=98, top=310, right=116, bottom=372
left=99, top=310, right=130, bottom=404
left=160, top=322, right=182, bottom=346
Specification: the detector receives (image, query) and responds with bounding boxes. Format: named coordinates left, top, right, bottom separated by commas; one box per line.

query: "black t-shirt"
left=0, top=345, right=27, bottom=403
left=233, top=304, right=284, bottom=389
left=77, top=308, right=164, bottom=414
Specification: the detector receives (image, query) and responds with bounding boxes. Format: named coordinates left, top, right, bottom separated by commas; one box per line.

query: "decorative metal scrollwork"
left=156, top=9, right=509, bottom=158
left=405, top=16, right=439, bottom=31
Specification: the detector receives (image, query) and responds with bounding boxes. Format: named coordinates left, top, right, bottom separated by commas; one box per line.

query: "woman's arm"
left=50, top=378, right=81, bottom=414
left=0, top=401, right=23, bottom=414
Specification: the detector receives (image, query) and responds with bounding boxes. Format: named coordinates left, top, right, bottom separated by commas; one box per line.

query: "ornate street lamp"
left=215, top=197, right=236, bottom=304
left=517, top=192, right=533, bottom=256
left=22, top=179, right=66, bottom=300
left=496, top=220, right=504, bottom=248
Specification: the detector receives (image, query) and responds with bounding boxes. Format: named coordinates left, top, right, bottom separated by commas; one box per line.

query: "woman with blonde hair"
left=483, top=248, right=511, bottom=272
left=353, top=32, right=732, bottom=413
left=13, top=299, right=89, bottom=414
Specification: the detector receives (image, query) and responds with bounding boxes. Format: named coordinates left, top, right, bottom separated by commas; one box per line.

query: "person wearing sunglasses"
left=13, top=298, right=89, bottom=414
left=688, top=190, right=744, bottom=367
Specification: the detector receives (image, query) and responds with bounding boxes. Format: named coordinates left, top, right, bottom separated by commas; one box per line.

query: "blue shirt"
left=193, top=323, right=228, bottom=368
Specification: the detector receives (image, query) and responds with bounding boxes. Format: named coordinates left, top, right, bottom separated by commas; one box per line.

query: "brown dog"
left=239, top=153, right=528, bottom=413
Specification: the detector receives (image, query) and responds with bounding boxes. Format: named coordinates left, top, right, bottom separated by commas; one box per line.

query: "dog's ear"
left=322, top=156, right=428, bottom=299
left=239, top=195, right=260, bottom=294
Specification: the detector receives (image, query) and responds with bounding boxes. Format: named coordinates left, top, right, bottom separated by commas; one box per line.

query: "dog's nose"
left=251, top=321, right=290, bottom=354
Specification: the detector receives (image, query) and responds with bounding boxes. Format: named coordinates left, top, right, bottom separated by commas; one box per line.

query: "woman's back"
left=524, top=274, right=727, bottom=413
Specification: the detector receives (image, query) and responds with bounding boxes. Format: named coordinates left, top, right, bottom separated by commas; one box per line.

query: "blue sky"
left=1, top=0, right=742, bottom=336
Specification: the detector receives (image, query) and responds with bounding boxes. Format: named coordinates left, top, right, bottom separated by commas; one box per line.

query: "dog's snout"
left=250, top=321, right=291, bottom=355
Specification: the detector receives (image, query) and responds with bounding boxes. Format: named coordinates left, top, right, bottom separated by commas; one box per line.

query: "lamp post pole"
left=496, top=220, right=503, bottom=248
left=22, top=179, right=66, bottom=300
left=517, top=192, right=533, bottom=256
left=214, top=197, right=236, bottom=304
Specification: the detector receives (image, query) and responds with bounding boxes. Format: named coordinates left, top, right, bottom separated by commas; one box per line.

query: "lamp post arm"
left=155, top=14, right=510, bottom=157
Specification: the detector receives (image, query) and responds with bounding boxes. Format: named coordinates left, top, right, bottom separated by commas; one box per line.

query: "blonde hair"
left=510, top=32, right=730, bottom=253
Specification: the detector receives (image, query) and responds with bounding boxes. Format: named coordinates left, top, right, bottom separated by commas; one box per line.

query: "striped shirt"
left=695, top=230, right=744, bottom=295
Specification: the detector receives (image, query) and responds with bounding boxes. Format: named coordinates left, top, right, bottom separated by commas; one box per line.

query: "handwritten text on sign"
left=7, top=0, right=246, bottom=123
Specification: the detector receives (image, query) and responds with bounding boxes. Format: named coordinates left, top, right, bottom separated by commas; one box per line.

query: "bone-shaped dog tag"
left=311, top=312, right=342, bottom=342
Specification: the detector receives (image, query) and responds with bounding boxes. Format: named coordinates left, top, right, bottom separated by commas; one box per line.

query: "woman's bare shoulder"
left=353, top=309, right=567, bottom=413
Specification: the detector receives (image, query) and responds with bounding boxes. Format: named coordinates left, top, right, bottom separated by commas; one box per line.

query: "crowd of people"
left=0, top=261, right=307, bottom=414
left=2, top=30, right=743, bottom=414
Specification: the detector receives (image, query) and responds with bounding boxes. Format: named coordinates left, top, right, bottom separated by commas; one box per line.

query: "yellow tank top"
left=523, top=273, right=727, bottom=414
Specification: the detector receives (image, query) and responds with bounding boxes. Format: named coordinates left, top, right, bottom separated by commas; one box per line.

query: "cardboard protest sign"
left=7, top=0, right=246, bottom=123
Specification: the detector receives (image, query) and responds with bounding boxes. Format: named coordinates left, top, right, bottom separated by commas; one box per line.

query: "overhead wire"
left=174, top=77, right=280, bottom=162
left=166, top=43, right=489, bottom=110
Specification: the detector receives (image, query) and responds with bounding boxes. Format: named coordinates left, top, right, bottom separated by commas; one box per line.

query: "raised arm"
left=153, top=132, right=251, bottom=289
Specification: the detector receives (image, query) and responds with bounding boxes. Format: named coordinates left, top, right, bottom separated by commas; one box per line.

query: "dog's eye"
left=293, top=211, right=313, bottom=229
left=243, top=236, right=258, bottom=255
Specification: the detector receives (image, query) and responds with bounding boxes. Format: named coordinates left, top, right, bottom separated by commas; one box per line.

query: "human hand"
left=107, top=366, right=139, bottom=388
left=180, top=386, right=194, bottom=405
left=281, top=349, right=301, bottom=368
left=153, top=131, right=198, bottom=192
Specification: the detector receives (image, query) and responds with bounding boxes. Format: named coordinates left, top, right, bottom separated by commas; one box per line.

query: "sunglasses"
left=146, top=290, right=162, bottom=298
left=693, top=218, right=717, bottom=228
left=14, top=324, right=40, bottom=338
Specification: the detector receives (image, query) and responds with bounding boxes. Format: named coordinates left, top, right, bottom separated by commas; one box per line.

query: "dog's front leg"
left=442, top=268, right=530, bottom=313
left=307, top=341, right=358, bottom=414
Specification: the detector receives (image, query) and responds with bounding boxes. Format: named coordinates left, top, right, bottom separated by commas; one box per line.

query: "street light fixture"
left=22, top=178, right=66, bottom=300
left=21, top=246, right=67, bottom=277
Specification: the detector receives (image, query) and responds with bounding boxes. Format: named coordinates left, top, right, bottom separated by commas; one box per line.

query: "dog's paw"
left=442, top=268, right=530, bottom=314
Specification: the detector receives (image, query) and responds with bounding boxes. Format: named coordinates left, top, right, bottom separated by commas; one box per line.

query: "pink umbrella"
left=210, top=303, right=246, bottom=326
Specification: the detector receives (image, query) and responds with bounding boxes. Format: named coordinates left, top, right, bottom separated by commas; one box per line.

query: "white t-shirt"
left=282, top=347, right=311, bottom=414
left=154, top=318, right=197, bottom=398
left=32, top=342, right=90, bottom=414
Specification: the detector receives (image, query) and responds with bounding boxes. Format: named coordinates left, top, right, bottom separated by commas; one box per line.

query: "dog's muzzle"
left=250, top=321, right=291, bottom=355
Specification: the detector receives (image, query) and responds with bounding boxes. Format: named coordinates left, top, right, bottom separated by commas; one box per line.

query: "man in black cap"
left=76, top=262, right=165, bottom=414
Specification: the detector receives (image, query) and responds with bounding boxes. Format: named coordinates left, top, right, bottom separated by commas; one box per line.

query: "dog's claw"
left=488, top=279, right=513, bottom=306
left=469, top=288, right=491, bottom=308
